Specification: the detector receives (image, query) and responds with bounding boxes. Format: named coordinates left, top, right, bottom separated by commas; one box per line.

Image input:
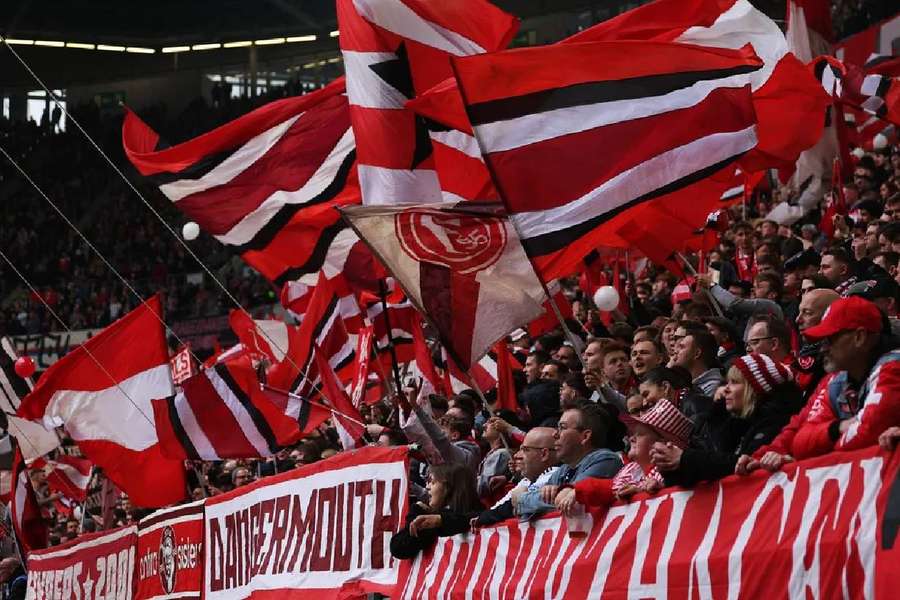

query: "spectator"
left=669, top=326, right=723, bottom=396
left=630, top=338, right=664, bottom=380
left=475, top=427, right=557, bottom=527
left=390, top=463, right=480, bottom=559
left=515, top=404, right=622, bottom=520
left=555, top=398, right=691, bottom=511
left=653, top=353, right=802, bottom=487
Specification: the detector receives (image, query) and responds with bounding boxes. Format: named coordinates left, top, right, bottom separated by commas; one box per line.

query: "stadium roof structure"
left=0, top=0, right=785, bottom=88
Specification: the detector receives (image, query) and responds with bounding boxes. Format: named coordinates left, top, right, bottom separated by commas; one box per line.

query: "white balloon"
left=851, top=147, right=865, bottom=159
left=182, top=221, right=200, bottom=241
left=873, top=133, right=888, bottom=150
left=593, top=286, right=620, bottom=312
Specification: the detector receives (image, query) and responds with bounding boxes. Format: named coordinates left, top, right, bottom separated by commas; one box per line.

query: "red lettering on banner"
left=263, top=494, right=290, bottom=575
left=333, top=481, right=354, bottom=572
left=224, top=513, right=237, bottom=589
left=254, top=498, right=274, bottom=577
left=372, top=479, right=400, bottom=570
left=395, top=448, right=897, bottom=599
left=209, top=518, right=225, bottom=591
left=310, top=487, right=336, bottom=572
left=285, top=491, right=318, bottom=573
left=355, top=480, right=373, bottom=570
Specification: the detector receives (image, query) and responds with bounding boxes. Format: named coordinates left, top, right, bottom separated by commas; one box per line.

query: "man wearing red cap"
left=741, top=297, right=900, bottom=469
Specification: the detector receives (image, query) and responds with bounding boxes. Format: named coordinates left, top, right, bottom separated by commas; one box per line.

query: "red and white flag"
left=17, top=297, right=187, bottom=508
left=32, top=455, right=92, bottom=502
left=123, top=80, right=359, bottom=286
left=454, top=41, right=761, bottom=279
left=350, top=325, right=375, bottom=407
left=228, top=311, right=291, bottom=365
left=10, top=446, right=47, bottom=553
left=336, top=0, right=516, bottom=205
left=313, top=345, right=366, bottom=450
left=152, top=359, right=315, bottom=461
left=344, top=202, right=545, bottom=369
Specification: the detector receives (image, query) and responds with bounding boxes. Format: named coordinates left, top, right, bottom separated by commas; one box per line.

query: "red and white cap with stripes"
left=733, top=353, right=793, bottom=394
left=622, top=398, right=693, bottom=448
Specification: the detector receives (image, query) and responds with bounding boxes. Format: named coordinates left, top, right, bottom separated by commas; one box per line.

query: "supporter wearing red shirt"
left=738, top=297, right=900, bottom=473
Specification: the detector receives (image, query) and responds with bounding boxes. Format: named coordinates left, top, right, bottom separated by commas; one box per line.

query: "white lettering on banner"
left=204, top=459, right=406, bottom=599
left=395, top=448, right=894, bottom=599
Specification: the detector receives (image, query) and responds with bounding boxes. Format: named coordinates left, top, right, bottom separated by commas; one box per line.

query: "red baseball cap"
left=803, top=296, right=884, bottom=340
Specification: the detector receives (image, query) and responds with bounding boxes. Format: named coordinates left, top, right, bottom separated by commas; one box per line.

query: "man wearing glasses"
left=473, top=427, right=558, bottom=527
left=514, top=405, right=622, bottom=521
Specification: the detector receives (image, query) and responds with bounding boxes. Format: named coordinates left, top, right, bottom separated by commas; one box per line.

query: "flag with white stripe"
left=16, top=296, right=187, bottom=508
left=453, top=41, right=761, bottom=279
left=812, top=55, right=900, bottom=127
left=0, top=337, right=30, bottom=415
left=337, top=0, right=516, bottom=206
left=32, top=455, right=92, bottom=502
left=152, top=360, right=326, bottom=460
left=123, top=80, right=359, bottom=286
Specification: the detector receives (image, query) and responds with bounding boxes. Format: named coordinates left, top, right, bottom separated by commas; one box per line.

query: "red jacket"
left=774, top=351, right=900, bottom=460
left=751, top=374, right=835, bottom=459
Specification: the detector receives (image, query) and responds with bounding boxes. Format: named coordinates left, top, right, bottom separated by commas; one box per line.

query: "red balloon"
left=14, top=356, right=35, bottom=378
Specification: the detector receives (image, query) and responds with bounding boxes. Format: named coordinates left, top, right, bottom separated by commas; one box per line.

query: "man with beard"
left=738, top=296, right=900, bottom=474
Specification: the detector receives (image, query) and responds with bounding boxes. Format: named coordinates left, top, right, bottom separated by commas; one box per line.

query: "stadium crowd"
left=10, top=121, right=900, bottom=562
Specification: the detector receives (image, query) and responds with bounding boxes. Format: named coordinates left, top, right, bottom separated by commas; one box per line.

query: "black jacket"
left=664, top=386, right=803, bottom=487
left=390, top=502, right=476, bottom=560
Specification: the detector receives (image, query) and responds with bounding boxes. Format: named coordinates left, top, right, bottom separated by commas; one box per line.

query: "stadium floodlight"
left=126, top=47, right=155, bottom=54
left=35, top=40, right=65, bottom=47
left=254, top=37, right=285, bottom=46
left=329, top=30, right=339, bottom=37
left=4, top=39, right=35, bottom=45
left=191, top=43, right=222, bottom=51
left=287, top=35, right=316, bottom=43
left=66, top=42, right=96, bottom=50
left=162, top=46, right=191, bottom=53
left=224, top=41, right=252, bottom=48
left=97, top=44, right=126, bottom=52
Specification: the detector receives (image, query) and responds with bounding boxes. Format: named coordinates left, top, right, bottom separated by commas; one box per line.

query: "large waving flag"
left=337, top=0, right=517, bottom=205
left=453, top=41, right=761, bottom=279
left=813, top=56, right=900, bottom=127
left=412, top=0, right=828, bottom=175
left=569, top=0, right=830, bottom=173
left=343, top=202, right=545, bottom=368
left=122, top=80, right=359, bottom=286
left=16, top=297, right=186, bottom=508
left=151, top=359, right=323, bottom=460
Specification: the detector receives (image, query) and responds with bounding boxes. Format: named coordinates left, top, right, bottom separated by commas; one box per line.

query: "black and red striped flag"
left=336, top=0, right=516, bottom=205
left=453, top=41, right=762, bottom=279
left=122, top=80, right=359, bottom=286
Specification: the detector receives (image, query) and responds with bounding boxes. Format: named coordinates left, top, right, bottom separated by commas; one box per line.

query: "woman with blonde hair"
left=649, top=353, right=803, bottom=487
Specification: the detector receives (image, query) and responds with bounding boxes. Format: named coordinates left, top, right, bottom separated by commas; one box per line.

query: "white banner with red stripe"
left=203, top=446, right=409, bottom=599
left=396, top=446, right=900, bottom=599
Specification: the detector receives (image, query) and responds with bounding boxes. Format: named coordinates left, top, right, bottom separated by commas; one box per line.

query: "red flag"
left=313, top=345, right=366, bottom=450
left=337, top=0, right=516, bottom=205
left=410, top=318, right=444, bottom=395
left=493, top=341, right=518, bottom=412
left=453, top=41, right=761, bottom=280
left=122, top=80, right=360, bottom=286
left=10, top=446, right=47, bottom=553
left=17, top=297, right=186, bottom=508
left=527, top=282, right=573, bottom=338
left=33, top=455, right=93, bottom=502
left=350, top=325, right=375, bottom=408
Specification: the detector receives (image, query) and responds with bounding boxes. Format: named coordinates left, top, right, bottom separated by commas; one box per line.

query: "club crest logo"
left=159, top=525, right=177, bottom=594
left=395, top=210, right=507, bottom=275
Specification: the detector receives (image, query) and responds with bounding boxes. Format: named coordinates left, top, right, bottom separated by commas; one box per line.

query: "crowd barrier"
left=23, top=445, right=900, bottom=599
